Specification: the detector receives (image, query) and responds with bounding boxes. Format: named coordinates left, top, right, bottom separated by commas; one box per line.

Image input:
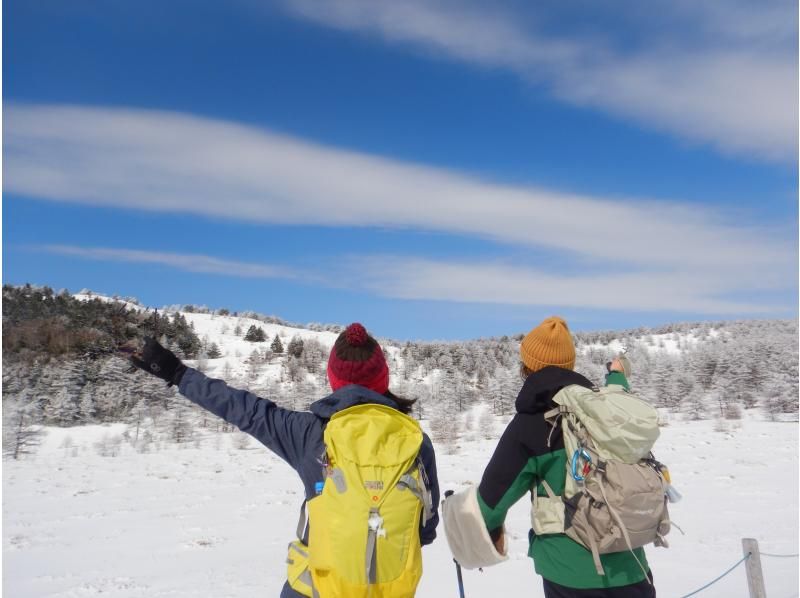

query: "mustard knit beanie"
left=520, top=316, right=575, bottom=373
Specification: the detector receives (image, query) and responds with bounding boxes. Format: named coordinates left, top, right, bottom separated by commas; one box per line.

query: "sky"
left=3, top=0, right=798, bottom=340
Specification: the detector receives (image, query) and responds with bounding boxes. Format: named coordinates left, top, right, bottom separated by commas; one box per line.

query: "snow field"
left=3, top=414, right=797, bottom=597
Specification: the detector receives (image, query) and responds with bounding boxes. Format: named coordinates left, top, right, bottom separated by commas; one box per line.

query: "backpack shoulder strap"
left=398, top=457, right=434, bottom=523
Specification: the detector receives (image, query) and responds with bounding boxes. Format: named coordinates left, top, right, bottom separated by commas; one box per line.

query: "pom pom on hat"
left=520, top=316, right=576, bottom=373
left=327, top=323, right=389, bottom=394
left=345, top=323, right=369, bottom=347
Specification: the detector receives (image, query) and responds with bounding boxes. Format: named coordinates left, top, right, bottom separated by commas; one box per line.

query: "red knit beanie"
left=327, top=323, right=390, bottom=394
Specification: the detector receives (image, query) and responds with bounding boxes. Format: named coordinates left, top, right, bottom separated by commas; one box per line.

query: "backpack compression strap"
left=592, top=461, right=651, bottom=582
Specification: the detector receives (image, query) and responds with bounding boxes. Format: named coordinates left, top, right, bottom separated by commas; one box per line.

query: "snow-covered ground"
left=4, top=413, right=798, bottom=597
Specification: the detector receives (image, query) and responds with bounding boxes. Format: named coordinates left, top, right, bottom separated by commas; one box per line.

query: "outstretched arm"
left=129, top=337, right=320, bottom=468
left=179, top=368, right=320, bottom=466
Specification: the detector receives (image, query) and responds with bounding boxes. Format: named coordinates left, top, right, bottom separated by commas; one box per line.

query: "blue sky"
left=3, top=0, right=798, bottom=340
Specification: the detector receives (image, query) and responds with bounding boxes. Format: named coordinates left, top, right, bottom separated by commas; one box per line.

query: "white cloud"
left=349, top=256, right=785, bottom=314
left=40, top=245, right=302, bottom=280
left=280, top=0, right=798, bottom=162
left=6, top=103, right=795, bottom=313
left=6, top=104, right=791, bottom=270
left=36, top=245, right=788, bottom=314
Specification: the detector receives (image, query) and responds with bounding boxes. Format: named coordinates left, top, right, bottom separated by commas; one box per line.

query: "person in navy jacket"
left=129, top=323, right=440, bottom=597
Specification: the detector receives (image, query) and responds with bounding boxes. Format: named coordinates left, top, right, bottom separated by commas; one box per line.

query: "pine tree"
left=271, top=335, right=284, bottom=355
left=284, top=356, right=304, bottom=382
left=489, top=367, right=518, bottom=416
left=287, top=336, right=305, bottom=358
left=78, top=387, right=97, bottom=423
left=244, top=325, right=266, bottom=342
left=301, top=338, right=326, bottom=373
left=44, top=360, right=83, bottom=426
left=247, top=349, right=263, bottom=380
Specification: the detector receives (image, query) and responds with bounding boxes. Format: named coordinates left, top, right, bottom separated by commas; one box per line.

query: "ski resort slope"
left=3, top=414, right=797, bottom=597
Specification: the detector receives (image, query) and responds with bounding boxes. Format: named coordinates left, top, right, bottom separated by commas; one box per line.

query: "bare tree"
left=478, top=408, right=496, bottom=440
left=3, top=398, right=43, bottom=460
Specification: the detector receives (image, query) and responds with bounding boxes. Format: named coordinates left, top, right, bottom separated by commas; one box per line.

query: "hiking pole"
left=444, top=490, right=466, bottom=598
left=454, top=558, right=465, bottom=598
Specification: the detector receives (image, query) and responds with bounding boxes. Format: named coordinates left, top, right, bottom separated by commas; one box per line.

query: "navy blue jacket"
left=178, top=368, right=440, bottom=547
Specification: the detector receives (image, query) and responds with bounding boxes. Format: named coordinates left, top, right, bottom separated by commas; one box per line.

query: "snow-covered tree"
left=478, top=408, right=496, bottom=440
left=244, top=325, right=266, bottom=342
left=430, top=406, right=459, bottom=454
left=287, top=336, right=305, bottom=358
left=2, top=390, right=43, bottom=460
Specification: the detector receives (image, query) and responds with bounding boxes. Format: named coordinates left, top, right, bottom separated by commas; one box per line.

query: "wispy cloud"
left=349, top=256, right=784, bottom=314
left=40, top=245, right=303, bottom=280
left=279, top=0, right=798, bottom=162
left=35, top=245, right=790, bottom=315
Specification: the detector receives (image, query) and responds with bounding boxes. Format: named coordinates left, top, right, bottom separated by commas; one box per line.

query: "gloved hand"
left=607, top=354, right=632, bottom=377
left=129, top=337, right=187, bottom=386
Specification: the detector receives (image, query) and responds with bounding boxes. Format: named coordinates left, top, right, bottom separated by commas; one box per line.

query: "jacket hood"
left=310, top=384, right=398, bottom=420
left=515, top=366, right=594, bottom=414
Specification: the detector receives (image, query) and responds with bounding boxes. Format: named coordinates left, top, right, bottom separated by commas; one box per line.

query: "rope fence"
left=677, top=540, right=798, bottom=598
left=678, top=553, right=751, bottom=598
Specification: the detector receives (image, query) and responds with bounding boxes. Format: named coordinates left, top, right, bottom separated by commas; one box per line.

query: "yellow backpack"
left=299, top=403, right=431, bottom=598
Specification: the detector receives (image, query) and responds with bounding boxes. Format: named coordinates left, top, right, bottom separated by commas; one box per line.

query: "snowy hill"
left=180, top=310, right=339, bottom=379
left=3, top=287, right=798, bottom=597
left=4, top=288, right=797, bottom=434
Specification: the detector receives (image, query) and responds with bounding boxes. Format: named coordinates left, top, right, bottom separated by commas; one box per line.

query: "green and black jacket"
left=477, top=366, right=649, bottom=589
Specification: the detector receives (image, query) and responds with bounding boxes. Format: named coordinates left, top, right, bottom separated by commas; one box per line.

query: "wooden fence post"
left=742, top=538, right=767, bottom=598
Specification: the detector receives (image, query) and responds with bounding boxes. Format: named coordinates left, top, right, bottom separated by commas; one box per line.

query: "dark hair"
left=520, top=362, right=534, bottom=380
left=384, top=389, right=417, bottom=415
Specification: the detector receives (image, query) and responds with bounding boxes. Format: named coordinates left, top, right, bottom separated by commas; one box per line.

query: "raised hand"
left=127, top=337, right=187, bottom=386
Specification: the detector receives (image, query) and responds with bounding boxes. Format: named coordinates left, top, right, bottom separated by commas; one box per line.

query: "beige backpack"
left=534, top=384, right=671, bottom=577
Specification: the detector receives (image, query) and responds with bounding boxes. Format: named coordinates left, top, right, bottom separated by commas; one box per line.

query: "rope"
left=760, top=552, right=799, bottom=558
left=678, top=553, right=751, bottom=598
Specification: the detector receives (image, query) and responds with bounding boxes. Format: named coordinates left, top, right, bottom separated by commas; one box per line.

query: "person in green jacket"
left=443, top=317, right=655, bottom=598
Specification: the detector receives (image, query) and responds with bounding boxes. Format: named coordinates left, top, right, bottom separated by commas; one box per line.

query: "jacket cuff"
left=170, top=363, right=188, bottom=387
left=442, top=486, right=509, bottom=570
left=605, top=371, right=630, bottom=390
left=177, top=366, right=196, bottom=393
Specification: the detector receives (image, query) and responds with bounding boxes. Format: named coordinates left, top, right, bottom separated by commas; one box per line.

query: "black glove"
left=129, top=337, right=187, bottom=386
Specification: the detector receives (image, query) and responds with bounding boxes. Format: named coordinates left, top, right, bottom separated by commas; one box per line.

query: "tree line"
left=3, top=286, right=797, bottom=459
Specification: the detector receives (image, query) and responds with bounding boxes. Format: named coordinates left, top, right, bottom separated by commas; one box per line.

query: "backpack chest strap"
left=543, top=405, right=567, bottom=420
